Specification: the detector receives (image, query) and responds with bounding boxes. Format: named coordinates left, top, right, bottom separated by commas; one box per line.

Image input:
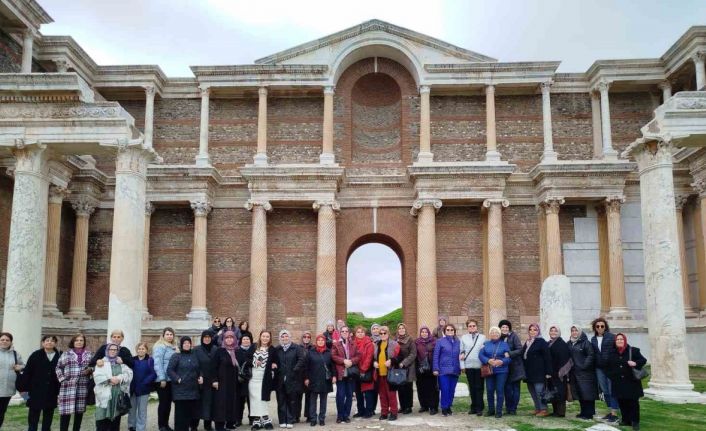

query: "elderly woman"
left=373, top=325, right=401, bottom=421
left=274, top=329, right=306, bottom=428
left=56, top=334, right=93, bottom=431
left=568, top=324, right=598, bottom=421
left=433, top=324, right=461, bottom=416
left=0, top=332, right=23, bottom=429
left=332, top=326, right=360, bottom=423
left=298, top=331, right=313, bottom=424
left=93, top=343, right=133, bottom=431
left=193, top=330, right=217, bottom=431
left=479, top=326, right=510, bottom=418
left=521, top=323, right=552, bottom=417
left=548, top=325, right=571, bottom=418
left=304, top=334, right=334, bottom=426
left=499, top=319, right=524, bottom=416
left=24, top=335, right=61, bottom=431
left=607, top=334, right=647, bottom=431
left=395, top=323, right=417, bottom=415
left=415, top=326, right=438, bottom=415
left=168, top=336, right=204, bottom=431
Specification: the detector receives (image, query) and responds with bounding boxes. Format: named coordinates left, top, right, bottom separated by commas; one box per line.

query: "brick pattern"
left=0, top=177, right=12, bottom=307
left=351, top=73, right=402, bottom=163
left=0, top=28, right=21, bottom=73
left=551, top=93, right=594, bottom=161
left=85, top=209, right=113, bottom=319
left=56, top=204, right=76, bottom=312
left=504, top=205, right=541, bottom=324
left=430, top=96, right=486, bottom=162
left=608, top=92, right=655, bottom=154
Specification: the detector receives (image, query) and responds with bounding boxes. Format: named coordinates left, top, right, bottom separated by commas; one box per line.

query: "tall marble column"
left=246, top=200, right=272, bottom=334
left=107, top=146, right=152, bottom=352
left=485, top=85, right=500, bottom=162
left=417, top=85, right=433, bottom=163
left=3, top=143, right=49, bottom=358
left=543, top=197, right=564, bottom=276
left=254, top=87, right=269, bottom=166
left=590, top=91, right=603, bottom=159
left=675, top=195, right=696, bottom=315
left=625, top=137, right=702, bottom=403
left=658, top=81, right=672, bottom=103
left=66, top=197, right=96, bottom=319
left=142, top=202, right=154, bottom=320
left=187, top=200, right=212, bottom=320
left=540, top=81, right=558, bottom=163
left=21, top=29, right=34, bottom=73
left=43, top=185, right=69, bottom=317
left=196, top=86, right=211, bottom=167
left=411, top=199, right=441, bottom=329
left=691, top=179, right=706, bottom=312
left=693, top=51, right=706, bottom=90
left=314, top=200, right=339, bottom=331
left=605, top=196, right=630, bottom=318
left=595, top=205, right=611, bottom=314
left=320, top=86, right=335, bottom=165
left=596, top=81, right=618, bottom=160
left=144, top=86, right=155, bottom=149
left=483, top=199, right=509, bottom=327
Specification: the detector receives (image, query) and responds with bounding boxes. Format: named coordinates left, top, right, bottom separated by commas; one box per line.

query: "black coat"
left=502, top=332, right=526, bottom=382
left=167, top=351, right=202, bottom=401
left=549, top=338, right=571, bottom=399
left=591, top=331, right=615, bottom=369
left=253, top=346, right=278, bottom=402
left=211, top=348, right=242, bottom=422
left=305, top=349, right=333, bottom=394
left=607, top=346, right=647, bottom=400
left=274, top=344, right=307, bottom=395
left=568, top=333, right=598, bottom=401
left=89, top=344, right=134, bottom=369
left=235, top=345, right=255, bottom=401
left=521, top=338, right=552, bottom=384
left=23, top=349, right=60, bottom=409
left=193, top=344, right=216, bottom=420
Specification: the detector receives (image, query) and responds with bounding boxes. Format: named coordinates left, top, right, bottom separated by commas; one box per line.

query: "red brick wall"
left=609, top=92, right=655, bottom=154
left=431, top=96, right=486, bottom=162
left=0, top=176, right=12, bottom=307
left=351, top=73, right=402, bottom=163
left=56, top=204, right=76, bottom=312
left=85, top=209, right=113, bottom=319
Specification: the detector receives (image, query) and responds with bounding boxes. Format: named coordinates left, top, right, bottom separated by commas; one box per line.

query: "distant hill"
left=347, top=308, right=403, bottom=333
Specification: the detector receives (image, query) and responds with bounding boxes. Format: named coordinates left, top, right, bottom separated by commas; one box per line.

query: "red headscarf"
left=315, top=334, right=327, bottom=353
left=615, top=332, right=628, bottom=354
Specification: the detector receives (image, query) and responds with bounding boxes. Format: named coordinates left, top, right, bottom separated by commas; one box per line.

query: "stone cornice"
left=661, top=26, right=706, bottom=75
left=530, top=160, right=634, bottom=202
left=425, top=61, right=560, bottom=74
left=2, top=0, right=53, bottom=31
left=0, top=73, right=93, bottom=102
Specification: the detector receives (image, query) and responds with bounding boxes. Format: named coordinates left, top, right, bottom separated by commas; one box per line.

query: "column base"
left=65, top=310, right=91, bottom=320
left=607, top=307, right=632, bottom=320
left=485, top=150, right=501, bottom=162
left=254, top=152, right=269, bottom=166
left=195, top=154, right=211, bottom=167
left=645, top=382, right=706, bottom=404
left=42, top=305, right=64, bottom=318
left=142, top=309, right=153, bottom=321
left=319, top=152, right=335, bottom=165
left=602, top=148, right=619, bottom=161
left=541, top=150, right=558, bottom=163
left=186, top=308, right=211, bottom=321
left=416, top=151, right=434, bottom=164
left=685, top=308, right=699, bottom=318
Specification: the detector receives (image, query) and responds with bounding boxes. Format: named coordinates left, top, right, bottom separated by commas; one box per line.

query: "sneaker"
left=388, top=414, right=397, bottom=421
left=606, top=414, right=620, bottom=423
left=286, top=425, right=293, bottom=429
left=279, top=425, right=287, bottom=429
left=379, top=415, right=388, bottom=420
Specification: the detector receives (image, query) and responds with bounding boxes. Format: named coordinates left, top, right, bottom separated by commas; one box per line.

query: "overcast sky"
left=347, top=243, right=402, bottom=317
left=39, top=0, right=706, bottom=77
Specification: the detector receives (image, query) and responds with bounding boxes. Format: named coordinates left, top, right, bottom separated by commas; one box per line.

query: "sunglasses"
left=595, top=324, right=605, bottom=328
left=303, top=336, right=311, bottom=339
left=380, top=331, right=388, bottom=334
left=445, top=329, right=455, bottom=332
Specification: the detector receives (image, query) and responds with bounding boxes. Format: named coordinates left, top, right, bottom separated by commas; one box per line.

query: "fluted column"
left=411, top=199, right=441, bottom=329
left=675, top=195, right=696, bottom=315
left=21, top=29, right=34, bottom=73
left=253, top=86, right=269, bottom=166
left=483, top=199, right=509, bottom=327
left=691, top=179, right=706, bottom=312
left=142, top=202, right=154, bottom=320
left=591, top=91, right=603, bottom=159
left=596, top=81, right=618, bottom=160
left=596, top=204, right=611, bottom=314
left=543, top=197, right=564, bottom=276
left=540, top=81, right=557, bottom=162
left=187, top=200, right=212, bottom=320
left=693, top=51, right=706, bottom=90
left=3, top=143, right=49, bottom=358
left=43, top=185, right=69, bottom=317
left=485, top=85, right=500, bottom=162
left=320, top=86, right=335, bottom=165
left=314, top=200, right=339, bottom=331
left=246, top=200, right=272, bottom=334
left=66, top=197, right=96, bottom=319
left=144, top=86, right=155, bottom=149
left=658, top=81, right=672, bottom=103
left=417, top=85, right=433, bottom=163
left=605, top=196, right=630, bottom=319
left=196, top=86, right=211, bottom=167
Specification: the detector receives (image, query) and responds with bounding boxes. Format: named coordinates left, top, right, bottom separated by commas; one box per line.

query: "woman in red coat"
left=331, top=327, right=360, bottom=423
left=353, top=326, right=375, bottom=418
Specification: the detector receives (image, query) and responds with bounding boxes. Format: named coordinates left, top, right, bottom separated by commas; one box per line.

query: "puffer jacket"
left=433, top=336, right=461, bottom=376
left=0, top=347, right=23, bottom=397
left=478, top=339, right=511, bottom=374
left=153, top=341, right=177, bottom=382
left=167, top=351, right=202, bottom=401
left=568, top=332, right=598, bottom=401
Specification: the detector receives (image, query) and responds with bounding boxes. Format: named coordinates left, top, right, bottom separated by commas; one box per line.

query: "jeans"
left=28, top=406, right=55, bottom=431
left=438, top=374, right=458, bottom=410
left=157, top=382, right=173, bottom=428
left=596, top=368, right=619, bottom=410
left=486, top=372, right=508, bottom=413
left=129, top=393, right=150, bottom=431
left=465, top=368, right=484, bottom=413
left=308, top=392, right=327, bottom=422
left=527, top=382, right=547, bottom=411
left=335, top=378, right=355, bottom=419
left=504, top=379, right=521, bottom=413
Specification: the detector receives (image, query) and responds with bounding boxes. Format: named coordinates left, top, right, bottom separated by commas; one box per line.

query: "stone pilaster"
left=246, top=200, right=272, bottom=334
left=320, top=86, right=335, bottom=165
left=144, top=86, right=155, bottom=149
left=624, top=137, right=701, bottom=403
left=483, top=199, right=509, bottom=328
left=196, top=86, right=211, bottom=167
left=314, top=200, right=339, bottom=331
left=596, top=81, right=618, bottom=160
left=691, top=179, right=706, bottom=312
left=540, top=81, right=557, bottom=163
left=417, top=85, right=433, bottom=163
left=187, top=199, right=212, bottom=320
left=411, top=199, right=441, bottom=329
left=142, top=202, right=155, bottom=320
left=605, top=196, right=630, bottom=319
left=66, top=197, right=96, bottom=319
left=675, top=195, right=696, bottom=315
left=693, top=51, right=706, bottom=90
left=591, top=90, right=603, bottom=159
left=485, top=85, right=500, bottom=162
left=3, top=142, right=49, bottom=358
left=595, top=204, right=611, bottom=314
left=658, top=80, right=672, bottom=103
left=255, top=86, right=269, bottom=166
left=543, top=197, right=564, bottom=276
left=43, top=185, right=69, bottom=317
left=21, top=29, right=34, bottom=73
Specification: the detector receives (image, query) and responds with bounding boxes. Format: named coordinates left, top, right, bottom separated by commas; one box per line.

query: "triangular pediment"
left=255, top=19, right=496, bottom=65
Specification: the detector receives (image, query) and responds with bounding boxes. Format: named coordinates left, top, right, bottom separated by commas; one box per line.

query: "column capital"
left=144, top=85, right=156, bottom=97
left=623, top=137, right=673, bottom=172
left=48, top=185, right=70, bottom=204
left=605, top=195, right=625, bottom=214
left=199, top=85, right=210, bottom=97
left=482, top=198, right=510, bottom=209
left=691, top=51, right=706, bottom=64
left=675, top=194, right=691, bottom=210
left=71, top=196, right=96, bottom=217
left=542, top=197, right=565, bottom=215
left=12, top=141, right=48, bottom=175
left=323, top=85, right=335, bottom=95
left=419, top=85, right=431, bottom=95
left=145, top=201, right=156, bottom=216
left=116, top=145, right=151, bottom=177
left=595, top=80, right=611, bottom=94
left=691, top=178, right=706, bottom=196
left=53, top=58, right=69, bottom=73
left=245, top=199, right=272, bottom=212
left=313, top=200, right=340, bottom=212
left=258, top=86, right=268, bottom=97
left=540, top=80, right=553, bottom=93
left=410, top=198, right=442, bottom=216
left=657, top=80, right=672, bottom=91
left=485, top=84, right=495, bottom=95
left=190, top=199, right=212, bottom=217
left=21, top=27, right=39, bottom=39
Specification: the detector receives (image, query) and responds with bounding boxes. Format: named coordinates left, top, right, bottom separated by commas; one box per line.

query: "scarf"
left=73, top=348, right=87, bottom=365
left=179, top=336, right=192, bottom=354
left=105, top=343, right=120, bottom=364
left=415, top=325, right=435, bottom=363
left=396, top=323, right=411, bottom=344
left=523, top=323, right=541, bottom=360
left=201, top=330, right=215, bottom=353
left=315, top=335, right=327, bottom=353
left=570, top=324, right=584, bottom=344
left=370, top=323, right=381, bottom=342
left=616, top=332, right=628, bottom=354
left=223, top=331, right=237, bottom=366
left=548, top=325, right=561, bottom=347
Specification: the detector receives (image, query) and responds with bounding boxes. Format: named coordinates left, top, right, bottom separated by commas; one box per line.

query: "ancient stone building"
left=1, top=0, right=706, bottom=402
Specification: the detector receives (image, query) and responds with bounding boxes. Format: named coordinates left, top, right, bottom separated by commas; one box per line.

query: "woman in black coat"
left=547, top=326, right=571, bottom=417
left=304, top=335, right=334, bottom=426
left=193, top=330, right=216, bottom=431
left=167, top=337, right=204, bottom=431
left=22, top=335, right=61, bottom=431
left=211, top=331, right=242, bottom=431
left=235, top=334, right=255, bottom=427
left=521, top=323, right=552, bottom=416
left=607, top=333, right=647, bottom=431
left=568, top=324, right=598, bottom=420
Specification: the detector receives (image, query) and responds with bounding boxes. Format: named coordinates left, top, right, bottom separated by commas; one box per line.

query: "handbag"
left=13, top=351, right=28, bottom=392
left=566, top=380, right=574, bottom=402
left=480, top=342, right=500, bottom=378
left=417, top=357, right=431, bottom=375
left=387, top=368, right=408, bottom=388
left=238, top=363, right=252, bottom=383
left=345, top=365, right=360, bottom=379
left=629, top=348, right=649, bottom=381
left=116, top=392, right=132, bottom=416
left=541, top=379, right=559, bottom=404
left=359, top=368, right=373, bottom=383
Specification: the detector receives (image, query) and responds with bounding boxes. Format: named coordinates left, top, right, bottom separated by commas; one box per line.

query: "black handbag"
left=359, top=368, right=373, bottom=383
left=238, top=363, right=253, bottom=384
left=344, top=365, right=360, bottom=379
left=417, top=357, right=431, bottom=375
left=387, top=368, right=408, bottom=388
left=629, top=348, right=649, bottom=381
left=116, top=392, right=132, bottom=416
left=541, top=379, right=558, bottom=404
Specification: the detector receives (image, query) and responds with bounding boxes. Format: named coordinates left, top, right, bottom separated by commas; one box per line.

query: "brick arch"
left=334, top=58, right=418, bottom=167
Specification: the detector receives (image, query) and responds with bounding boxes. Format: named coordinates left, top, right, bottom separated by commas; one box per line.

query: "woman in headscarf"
left=304, top=334, right=334, bottom=426
left=274, top=329, right=306, bottom=427
left=394, top=323, right=417, bottom=414
left=211, top=331, right=242, bottom=431
left=167, top=336, right=203, bottom=431
left=23, top=335, right=61, bottom=431
left=499, top=319, right=525, bottom=416
left=433, top=324, right=461, bottom=416
left=607, top=333, right=647, bottom=431
left=298, top=331, right=313, bottom=424
left=0, top=332, right=24, bottom=429
left=93, top=343, right=133, bottom=431
left=56, top=334, right=93, bottom=431
left=521, top=323, right=552, bottom=417
left=548, top=325, right=571, bottom=418
left=332, top=326, right=359, bottom=424
left=433, top=316, right=448, bottom=340
left=568, top=324, right=598, bottom=421
left=415, top=325, right=438, bottom=415
left=352, top=325, right=375, bottom=419
left=235, top=334, right=255, bottom=428
left=193, top=330, right=217, bottom=431
left=323, top=321, right=337, bottom=349
left=153, top=327, right=179, bottom=431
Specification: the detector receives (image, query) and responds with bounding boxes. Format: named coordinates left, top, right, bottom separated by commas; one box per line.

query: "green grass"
left=347, top=307, right=403, bottom=332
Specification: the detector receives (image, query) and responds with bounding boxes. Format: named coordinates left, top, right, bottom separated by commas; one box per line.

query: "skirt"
left=248, top=366, right=270, bottom=417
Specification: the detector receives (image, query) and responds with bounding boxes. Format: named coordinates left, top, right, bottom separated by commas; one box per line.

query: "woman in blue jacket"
left=479, top=326, right=511, bottom=418
left=432, top=324, right=461, bottom=416
left=128, top=342, right=157, bottom=431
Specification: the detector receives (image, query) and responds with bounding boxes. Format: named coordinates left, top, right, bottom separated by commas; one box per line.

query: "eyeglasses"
left=467, top=325, right=476, bottom=328
left=445, top=329, right=455, bottom=332
left=380, top=331, right=388, bottom=334
left=303, top=336, right=311, bottom=339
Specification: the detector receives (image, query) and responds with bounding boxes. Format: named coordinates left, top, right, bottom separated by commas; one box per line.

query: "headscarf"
left=415, top=325, right=435, bottom=363
left=279, top=329, right=292, bottom=351
left=396, top=323, right=411, bottom=344
left=435, top=315, right=448, bottom=335
left=301, top=331, right=312, bottom=346
left=179, top=336, right=192, bottom=354
left=570, top=324, right=584, bottom=343
left=223, top=331, right=237, bottom=366
left=615, top=333, right=628, bottom=355
left=315, top=334, right=327, bottom=353
left=370, top=323, right=381, bottom=342
left=200, top=330, right=215, bottom=353
left=105, top=343, right=120, bottom=364
left=523, top=323, right=541, bottom=360
left=548, top=325, right=561, bottom=347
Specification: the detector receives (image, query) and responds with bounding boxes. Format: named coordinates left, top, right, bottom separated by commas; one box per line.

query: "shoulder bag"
left=116, top=391, right=132, bottom=416
left=480, top=342, right=500, bottom=378
left=629, top=348, right=649, bottom=381
left=387, top=367, right=408, bottom=387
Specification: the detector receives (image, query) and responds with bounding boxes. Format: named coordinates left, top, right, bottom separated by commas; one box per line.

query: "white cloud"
left=347, top=243, right=401, bottom=317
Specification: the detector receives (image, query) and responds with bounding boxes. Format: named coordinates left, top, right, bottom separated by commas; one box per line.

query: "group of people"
left=0, top=316, right=647, bottom=431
